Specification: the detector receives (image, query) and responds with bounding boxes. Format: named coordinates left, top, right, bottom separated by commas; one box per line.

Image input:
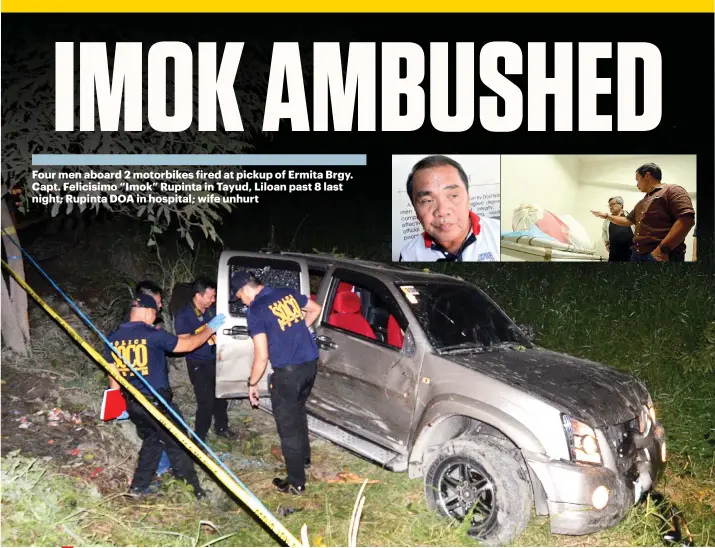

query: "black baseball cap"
left=230, top=271, right=252, bottom=300
left=130, top=293, right=159, bottom=311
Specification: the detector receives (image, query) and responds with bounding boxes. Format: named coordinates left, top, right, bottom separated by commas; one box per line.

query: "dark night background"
left=1, top=13, right=713, bottom=254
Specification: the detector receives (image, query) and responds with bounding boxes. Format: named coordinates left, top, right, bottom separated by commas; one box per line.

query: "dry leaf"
left=271, top=445, right=284, bottom=463
left=326, top=472, right=379, bottom=484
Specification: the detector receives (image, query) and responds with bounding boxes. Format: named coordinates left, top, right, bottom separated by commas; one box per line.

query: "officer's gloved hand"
left=208, top=314, right=226, bottom=331
left=116, top=410, right=129, bottom=421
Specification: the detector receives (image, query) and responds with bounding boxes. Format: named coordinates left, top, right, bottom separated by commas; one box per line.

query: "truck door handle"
left=223, top=326, right=249, bottom=338
left=315, top=335, right=338, bottom=350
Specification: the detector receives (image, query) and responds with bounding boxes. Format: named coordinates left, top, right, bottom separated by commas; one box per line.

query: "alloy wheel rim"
left=436, top=458, right=497, bottom=538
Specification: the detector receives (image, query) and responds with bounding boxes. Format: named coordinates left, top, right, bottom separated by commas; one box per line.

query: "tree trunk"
left=1, top=198, right=30, bottom=355
left=1, top=273, right=28, bottom=355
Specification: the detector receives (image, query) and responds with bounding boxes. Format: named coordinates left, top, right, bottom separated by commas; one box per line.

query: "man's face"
left=150, top=292, right=163, bottom=312
left=196, top=288, right=217, bottom=309
left=237, top=286, right=252, bottom=306
left=635, top=171, right=652, bottom=192
left=608, top=199, right=623, bottom=215
left=411, top=165, right=471, bottom=247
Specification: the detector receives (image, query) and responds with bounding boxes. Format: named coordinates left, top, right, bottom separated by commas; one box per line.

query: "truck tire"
left=424, top=436, right=533, bottom=546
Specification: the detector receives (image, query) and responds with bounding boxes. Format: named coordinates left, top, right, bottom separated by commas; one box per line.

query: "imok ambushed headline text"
left=55, top=41, right=663, bottom=133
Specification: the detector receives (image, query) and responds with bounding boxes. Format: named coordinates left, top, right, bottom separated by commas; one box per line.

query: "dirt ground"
left=1, top=366, right=136, bottom=495
left=0, top=358, right=296, bottom=498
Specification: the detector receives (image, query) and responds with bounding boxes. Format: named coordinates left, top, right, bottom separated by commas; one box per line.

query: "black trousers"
left=608, top=224, right=634, bottom=262
left=186, top=359, right=228, bottom=441
left=609, top=244, right=632, bottom=262
left=269, top=359, right=318, bottom=487
left=125, top=388, right=201, bottom=492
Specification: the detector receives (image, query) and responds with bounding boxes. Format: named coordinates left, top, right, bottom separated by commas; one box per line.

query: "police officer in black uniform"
left=174, top=277, right=233, bottom=441
left=231, top=272, right=322, bottom=495
left=116, top=280, right=172, bottom=476
left=104, top=294, right=226, bottom=498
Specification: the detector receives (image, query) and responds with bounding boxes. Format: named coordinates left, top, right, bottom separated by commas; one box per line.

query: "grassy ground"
left=2, top=224, right=714, bottom=546
left=2, top=386, right=711, bottom=547
left=4, top=386, right=709, bottom=548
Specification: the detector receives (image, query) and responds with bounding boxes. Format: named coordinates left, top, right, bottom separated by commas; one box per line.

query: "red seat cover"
left=387, top=315, right=404, bottom=348
left=328, top=291, right=376, bottom=339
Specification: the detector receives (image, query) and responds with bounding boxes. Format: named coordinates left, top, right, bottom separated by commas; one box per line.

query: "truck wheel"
left=424, top=436, right=533, bottom=546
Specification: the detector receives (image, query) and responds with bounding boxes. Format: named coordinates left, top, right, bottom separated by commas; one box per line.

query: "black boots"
left=272, top=477, right=305, bottom=495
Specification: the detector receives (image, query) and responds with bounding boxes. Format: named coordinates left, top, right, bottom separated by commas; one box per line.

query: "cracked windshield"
left=397, top=283, right=530, bottom=353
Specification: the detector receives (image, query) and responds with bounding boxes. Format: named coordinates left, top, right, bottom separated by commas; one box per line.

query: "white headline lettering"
left=55, top=41, right=663, bottom=133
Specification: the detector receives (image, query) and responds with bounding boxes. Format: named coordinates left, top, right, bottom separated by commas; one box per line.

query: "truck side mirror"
left=402, top=327, right=417, bottom=357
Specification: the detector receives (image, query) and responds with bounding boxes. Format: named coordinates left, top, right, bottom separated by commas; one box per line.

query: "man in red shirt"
left=591, top=163, right=695, bottom=262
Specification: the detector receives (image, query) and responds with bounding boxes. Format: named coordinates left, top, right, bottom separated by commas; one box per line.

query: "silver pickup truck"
left=214, top=251, right=666, bottom=545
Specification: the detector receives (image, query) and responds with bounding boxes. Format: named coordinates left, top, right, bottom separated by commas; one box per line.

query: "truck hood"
left=445, top=347, right=649, bottom=427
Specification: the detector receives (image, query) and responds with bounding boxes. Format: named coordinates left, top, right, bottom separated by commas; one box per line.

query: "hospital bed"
left=500, top=234, right=605, bottom=262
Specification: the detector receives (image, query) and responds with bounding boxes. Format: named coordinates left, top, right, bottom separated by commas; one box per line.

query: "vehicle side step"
left=258, top=398, right=407, bottom=472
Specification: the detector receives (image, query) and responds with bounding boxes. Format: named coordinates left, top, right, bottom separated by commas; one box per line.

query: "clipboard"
left=100, top=388, right=127, bottom=421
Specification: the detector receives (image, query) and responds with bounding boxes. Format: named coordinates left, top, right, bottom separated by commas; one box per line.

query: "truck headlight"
left=646, top=393, right=656, bottom=421
left=562, top=414, right=602, bottom=465
left=639, top=405, right=652, bottom=436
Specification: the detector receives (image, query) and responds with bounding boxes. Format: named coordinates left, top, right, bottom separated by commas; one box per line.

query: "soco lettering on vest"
left=269, top=295, right=304, bottom=331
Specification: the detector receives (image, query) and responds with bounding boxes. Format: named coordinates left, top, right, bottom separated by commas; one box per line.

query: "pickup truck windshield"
left=397, top=283, right=529, bottom=353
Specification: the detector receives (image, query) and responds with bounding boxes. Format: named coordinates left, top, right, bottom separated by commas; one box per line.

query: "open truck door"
left=215, top=251, right=311, bottom=399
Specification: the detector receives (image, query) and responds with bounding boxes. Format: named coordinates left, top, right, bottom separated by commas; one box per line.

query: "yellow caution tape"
left=1, top=259, right=304, bottom=547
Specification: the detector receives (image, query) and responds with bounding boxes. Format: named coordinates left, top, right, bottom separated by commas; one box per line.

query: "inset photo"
left=500, top=155, right=697, bottom=262
left=391, top=154, right=501, bottom=262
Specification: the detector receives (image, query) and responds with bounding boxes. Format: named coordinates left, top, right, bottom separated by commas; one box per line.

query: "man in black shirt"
left=600, top=196, right=634, bottom=262
left=105, top=294, right=225, bottom=498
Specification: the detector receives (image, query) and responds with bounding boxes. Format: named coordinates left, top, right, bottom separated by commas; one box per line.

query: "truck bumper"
left=525, top=421, right=666, bottom=535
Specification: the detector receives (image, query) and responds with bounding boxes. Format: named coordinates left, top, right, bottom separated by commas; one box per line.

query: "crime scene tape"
left=0, top=226, right=300, bottom=541
left=0, top=231, right=252, bottom=490
left=1, top=259, right=304, bottom=548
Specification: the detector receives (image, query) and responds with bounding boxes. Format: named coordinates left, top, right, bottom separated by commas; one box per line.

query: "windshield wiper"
left=436, top=342, right=486, bottom=355
left=437, top=341, right=524, bottom=355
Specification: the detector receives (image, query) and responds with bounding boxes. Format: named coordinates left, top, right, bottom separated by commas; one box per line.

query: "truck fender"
left=409, top=394, right=546, bottom=475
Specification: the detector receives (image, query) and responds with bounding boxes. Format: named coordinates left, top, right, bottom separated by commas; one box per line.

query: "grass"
left=0, top=451, right=241, bottom=547
left=2, top=428, right=708, bottom=547
left=2, top=221, right=714, bottom=546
